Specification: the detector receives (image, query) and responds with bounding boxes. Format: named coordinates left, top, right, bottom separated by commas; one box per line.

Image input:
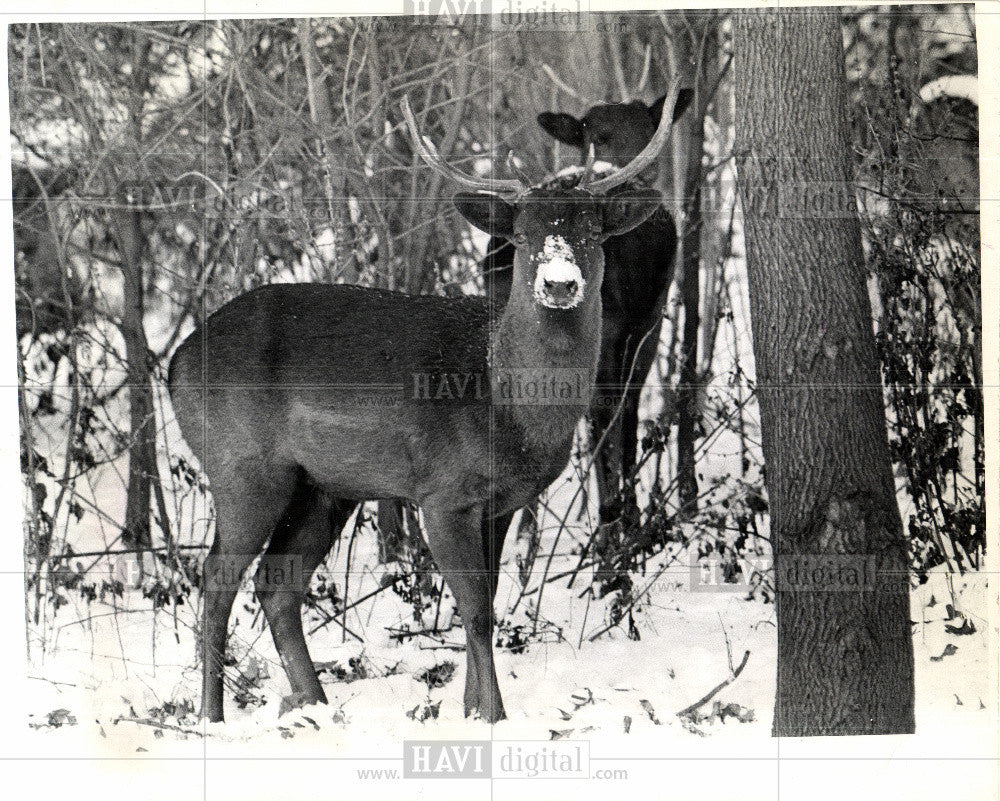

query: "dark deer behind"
left=486, top=88, right=693, bottom=536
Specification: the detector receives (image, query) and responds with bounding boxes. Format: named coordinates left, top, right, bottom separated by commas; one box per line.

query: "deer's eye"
left=512, top=232, right=528, bottom=246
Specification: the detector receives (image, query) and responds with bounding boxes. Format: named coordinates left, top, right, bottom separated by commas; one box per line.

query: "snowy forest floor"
left=21, top=547, right=992, bottom=757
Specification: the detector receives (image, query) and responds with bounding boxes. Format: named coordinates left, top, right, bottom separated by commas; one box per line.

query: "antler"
left=400, top=96, right=525, bottom=197
left=585, top=77, right=681, bottom=194
left=577, top=143, right=597, bottom=186
left=506, top=151, right=535, bottom=186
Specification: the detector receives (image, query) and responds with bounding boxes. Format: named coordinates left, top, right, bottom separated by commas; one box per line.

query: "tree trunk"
left=734, top=8, right=915, bottom=735
left=115, top=31, right=160, bottom=553
left=114, top=202, right=156, bottom=551
left=666, top=21, right=713, bottom=512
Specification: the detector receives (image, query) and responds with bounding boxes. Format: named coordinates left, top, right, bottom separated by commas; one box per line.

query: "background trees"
left=12, top=11, right=980, bottom=731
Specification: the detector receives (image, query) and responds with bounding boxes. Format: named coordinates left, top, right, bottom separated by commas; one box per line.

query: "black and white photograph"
left=3, top=1, right=995, bottom=798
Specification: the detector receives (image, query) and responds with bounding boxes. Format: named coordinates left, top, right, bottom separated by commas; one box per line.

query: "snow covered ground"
left=14, top=512, right=996, bottom=801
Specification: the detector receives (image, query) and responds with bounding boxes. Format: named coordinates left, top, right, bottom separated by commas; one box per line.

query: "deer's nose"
left=542, top=278, right=580, bottom=305
left=534, top=258, right=586, bottom=309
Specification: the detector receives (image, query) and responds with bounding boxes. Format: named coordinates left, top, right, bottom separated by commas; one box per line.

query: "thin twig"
left=112, top=716, right=206, bottom=737
left=541, top=63, right=590, bottom=104
left=676, top=650, right=750, bottom=719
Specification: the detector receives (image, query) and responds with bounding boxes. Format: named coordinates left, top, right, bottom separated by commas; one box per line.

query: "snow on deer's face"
left=533, top=235, right=586, bottom=309
left=513, top=188, right=604, bottom=312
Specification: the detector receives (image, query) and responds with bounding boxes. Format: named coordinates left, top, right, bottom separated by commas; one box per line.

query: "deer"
left=167, top=85, right=681, bottom=723
left=484, top=87, right=694, bottom=548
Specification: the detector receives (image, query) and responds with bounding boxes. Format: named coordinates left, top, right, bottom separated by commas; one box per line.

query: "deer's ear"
left=453, top=192, right=518, bottom=238
left=600, top=187, right=662, bottom=237
left=648, top=87, right=695, bottom=125
left=537, top=112, right=585, bottom=148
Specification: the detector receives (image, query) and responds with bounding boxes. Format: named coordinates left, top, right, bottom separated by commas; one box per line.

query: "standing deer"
left=486, top=88, right=694, bottom=539
left=168, top=89, right=679, bottom=723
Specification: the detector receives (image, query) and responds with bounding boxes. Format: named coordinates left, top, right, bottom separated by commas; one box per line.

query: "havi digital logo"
left=403, top=740, right=491, bottom=778
left=403, top=0, right=493, bottom=23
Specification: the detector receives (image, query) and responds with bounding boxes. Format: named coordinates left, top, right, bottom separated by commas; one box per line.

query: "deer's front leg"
left=422, top=500, right=506, bottom=722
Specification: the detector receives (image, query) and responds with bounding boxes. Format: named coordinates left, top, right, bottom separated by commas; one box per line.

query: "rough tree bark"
left=733, top=8, right=915, bottom=735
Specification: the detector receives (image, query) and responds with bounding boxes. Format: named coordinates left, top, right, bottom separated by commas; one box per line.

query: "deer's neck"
left=489, top=287, right=602, bottom=449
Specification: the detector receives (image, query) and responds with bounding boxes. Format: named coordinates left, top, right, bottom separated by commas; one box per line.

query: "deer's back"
left=167, top=284, right=564, bottom=507
left=170, top=283, right=489, bottom=387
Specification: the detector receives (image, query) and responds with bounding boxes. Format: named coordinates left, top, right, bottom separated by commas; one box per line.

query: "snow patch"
left=554, top=161, right=616, bottom=179
left=919, top=75, right=978, bottom=105
left=533, top=235, right=586, bottom=308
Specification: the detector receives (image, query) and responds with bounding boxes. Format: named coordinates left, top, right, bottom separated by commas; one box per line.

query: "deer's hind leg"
left=254, top=474, right=356, bottom=710
left=201, top=462, right=300, bottom=722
